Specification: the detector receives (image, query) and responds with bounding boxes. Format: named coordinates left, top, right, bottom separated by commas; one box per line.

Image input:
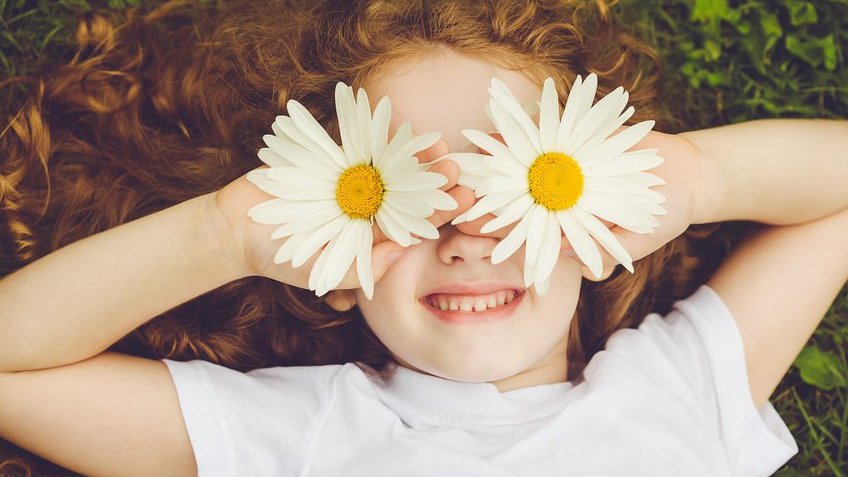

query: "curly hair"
left=0, top=0, right=738, bottom=474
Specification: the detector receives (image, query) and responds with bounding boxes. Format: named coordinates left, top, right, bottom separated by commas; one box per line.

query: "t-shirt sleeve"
left=609, top=284, right=799, bottom=476
left=162, top=358, right=349, bottom=477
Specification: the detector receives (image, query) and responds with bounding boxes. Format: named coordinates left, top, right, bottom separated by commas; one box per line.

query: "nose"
left=436, top=224, right=500, bottom=265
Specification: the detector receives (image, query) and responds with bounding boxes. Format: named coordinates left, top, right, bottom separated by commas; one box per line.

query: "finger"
left=454, top=211, right=513, bottom=239
left=575, top=218, right=669, bottom=282
left=416, top=135, right=450, bottom=164
left=369, top=183, right=473, bottom=247
left=426, top=184, right=476, bottom=232
left=426, top=157, right=460, bottom=191
left=336, top=237, right=407, bottom=294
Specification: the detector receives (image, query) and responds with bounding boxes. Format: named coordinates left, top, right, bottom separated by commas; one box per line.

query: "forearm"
left=683, top=119, right=848, bottom=224
left=0, top=192, right=251, bottom=372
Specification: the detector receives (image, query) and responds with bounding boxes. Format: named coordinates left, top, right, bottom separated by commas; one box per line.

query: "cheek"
left=354, top=248, right=427, bottom=327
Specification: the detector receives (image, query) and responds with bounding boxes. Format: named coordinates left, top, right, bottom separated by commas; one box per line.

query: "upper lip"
left=420, top=282, right=525, bottom=299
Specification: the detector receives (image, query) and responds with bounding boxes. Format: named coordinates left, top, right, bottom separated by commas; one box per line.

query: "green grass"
left=613, top=1, right=848, bottom=472
left=1, top=0, right=847, bottom=475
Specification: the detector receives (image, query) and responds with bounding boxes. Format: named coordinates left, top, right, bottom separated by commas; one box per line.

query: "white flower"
left=246, top=82, right=458, bottom=300
left=449, top=74, right=667, bottom=295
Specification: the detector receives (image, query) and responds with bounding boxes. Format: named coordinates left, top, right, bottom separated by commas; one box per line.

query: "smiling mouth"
left=423, top=289, right=524, bottom=313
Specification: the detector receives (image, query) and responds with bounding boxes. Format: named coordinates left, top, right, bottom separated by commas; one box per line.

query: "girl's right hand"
left=213, top=139, right=474, bottom=293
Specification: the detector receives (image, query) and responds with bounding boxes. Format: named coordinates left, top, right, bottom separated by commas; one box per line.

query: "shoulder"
left=162, top=358, right=374, bottom=399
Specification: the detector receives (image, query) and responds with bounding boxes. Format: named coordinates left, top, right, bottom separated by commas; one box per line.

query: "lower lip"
left=421, top=291, right=525, bottom=324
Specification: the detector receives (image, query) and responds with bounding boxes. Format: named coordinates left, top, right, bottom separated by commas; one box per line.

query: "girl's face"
left=327, top=47, right=584, bottom=391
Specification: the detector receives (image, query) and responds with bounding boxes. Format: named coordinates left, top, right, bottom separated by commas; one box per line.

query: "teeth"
left=427, top=290, right=519, bottom=313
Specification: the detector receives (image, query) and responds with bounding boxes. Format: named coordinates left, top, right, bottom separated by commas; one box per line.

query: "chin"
left=411, top=356, right=526, bottom=384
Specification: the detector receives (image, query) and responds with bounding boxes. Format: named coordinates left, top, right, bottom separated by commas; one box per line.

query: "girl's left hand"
left=453, top=129, right=704, bottom=281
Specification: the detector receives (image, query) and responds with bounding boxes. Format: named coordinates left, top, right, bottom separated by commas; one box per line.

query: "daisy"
left=448, top=74, right=667, bottom=295
left=245, top=82, right=458, bottom=300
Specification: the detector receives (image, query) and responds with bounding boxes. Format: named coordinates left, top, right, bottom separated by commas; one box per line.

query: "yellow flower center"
left=335, top=163, right=384, bottom=219
left=527, top=152, right=584, bottom=210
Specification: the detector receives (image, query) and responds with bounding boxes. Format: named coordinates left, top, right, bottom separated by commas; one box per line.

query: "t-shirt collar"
left=362, top=363, right=576, bottom=428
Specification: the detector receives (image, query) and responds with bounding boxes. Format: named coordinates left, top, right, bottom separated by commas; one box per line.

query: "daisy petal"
left=393, top=188, right=457, bottom=212
left=371, top=97, right=391, bottom=168
left=584, top=120, right=655, bottom=161
left=381, top=131, right=441, bottom=166
left=335, top=83, right=360, bottom=167
left=441, top=152, right=502, bottom=179
left=291, top=214, right=349, bottom=268
left=248, top=198, right=338, bottom=224
left=491, top=211, right=532, bottom=264
left=582, top=153, right=664, bottom=176
left=308, top=237, right=333, bottom=292
left=355, top=221, right=375, bottom=300
left=523, top=206, right=547, bottom=286
left=258, top=147, right=293, bottom=168
left=566, top=86, right=627, bottom=155
left=580, top=105, right=636, bottom=155
left=538, top=78, right=560, bottom=152
left=382, top=203, right=439, bottom=240
left=382, top=122, right=412, bottom=167
left=316, top=220, right=361, bottom=296
left=461, top=129, right=526, bottom=169
left=577, top=193, right=645, bottom=229
left=618, top=171, right=666, bottom=187
left=489, top=79, right=542, bottom=153
left=557, top=209, right=604, bottom=279
left=571, top=206, right=634, bottom=273
left=273, top=232, right=311, bottom=265
left=475, top=176, right=528, bottom=196
left=270, top=206, right=344, bottom=239
left=534, top=210, right=562, bottom=289
left=266, top=166, right=336, bottom=190
left=286, top=100, right=349, bottom=170
left=263, top=134, right=341, bottom=180
left=388, top=171, right=448, bottom=192
left=464, top=189, right=525, bottom=222
left=534, top=275, right=551, bottom=296
left=383, top=191, right=434, bottom=217
left=556, top=74, right=598, bottom=151
left=488, top=99, right=539, bottom=166
left=480, top=194, right=534, bottom=234
left=375, top=208, right=412, bottom=247
left=246, top=168, right=269, bottom=184
left=356, top=88, right=373, bottom=161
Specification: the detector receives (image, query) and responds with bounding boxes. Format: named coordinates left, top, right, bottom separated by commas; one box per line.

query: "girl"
left=1, top=0, right=846, bottom=476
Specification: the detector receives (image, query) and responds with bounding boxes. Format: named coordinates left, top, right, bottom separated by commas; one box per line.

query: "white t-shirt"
left=162, top=284, right=798, bottom=476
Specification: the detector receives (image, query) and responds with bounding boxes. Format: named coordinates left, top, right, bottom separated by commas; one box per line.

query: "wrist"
left=196, top=190, right=254, bottom=281
left=680, top=131, right=731, bottom=225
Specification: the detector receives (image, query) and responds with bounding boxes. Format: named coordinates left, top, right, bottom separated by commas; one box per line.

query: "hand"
left=213, top=137, right=471, bottom=292
left=453, top=130, right=703, bottom=281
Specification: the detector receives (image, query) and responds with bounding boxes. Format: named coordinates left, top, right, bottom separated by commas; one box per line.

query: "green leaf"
left=758, top=10, right=782, bottom=55
left=785, top=33, right=838, bottom=71
left=704, top=38, right=721, bottom=61
left=793, top=345, right=848, bottom=391
left=785, top=1, right=818, bottom=26
left=691, top=0, right=738, bottom=23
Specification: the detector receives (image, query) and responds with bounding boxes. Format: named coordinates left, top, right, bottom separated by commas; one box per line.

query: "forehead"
left=364, top=47, right=542, bottom=151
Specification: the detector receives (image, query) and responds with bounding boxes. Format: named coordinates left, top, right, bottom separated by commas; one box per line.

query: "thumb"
left=336, top=239, right=407, bottom=300
left=372, top=241, right=406, bottom=282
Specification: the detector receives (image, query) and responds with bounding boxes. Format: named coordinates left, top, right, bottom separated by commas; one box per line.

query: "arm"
left=0, top=352, right=196, bottom=477
left=683, top=119, right=848, bottom=409
left=0, top=191, right=251, bottom=475
left=0, top=192, right=251, bottom=372
left=684, top=119, right=848, bottom=225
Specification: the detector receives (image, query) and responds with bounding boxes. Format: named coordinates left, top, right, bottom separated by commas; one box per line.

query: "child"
left=1, top=0, right=846, bottom=476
